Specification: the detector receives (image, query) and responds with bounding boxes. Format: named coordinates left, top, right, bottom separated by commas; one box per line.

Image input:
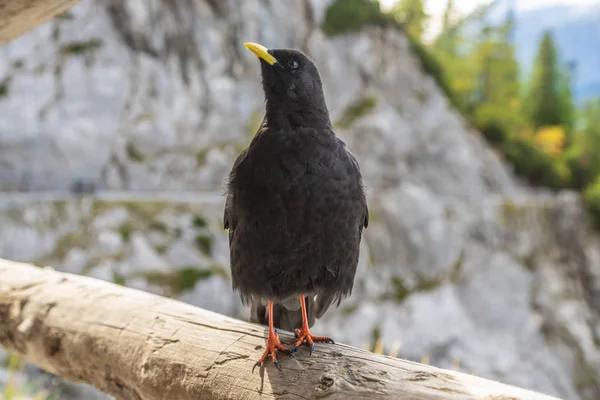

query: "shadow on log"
left=0, top=259, right=561, bottom=400
left=0, top=0, right=82, bottom=45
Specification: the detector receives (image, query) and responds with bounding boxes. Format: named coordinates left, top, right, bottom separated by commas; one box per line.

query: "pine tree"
left=471, top=13, right=521, bottom=125
left=524, top=30, right=575, bottom=130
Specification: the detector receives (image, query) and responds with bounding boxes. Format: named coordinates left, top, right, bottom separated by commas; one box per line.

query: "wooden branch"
left=0, top=259, right=561, bottom=400
left=0, top=0, right=82, bottom=45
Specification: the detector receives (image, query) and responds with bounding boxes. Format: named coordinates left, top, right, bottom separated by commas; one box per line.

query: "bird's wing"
left=314, top=144, right=368, bottom=320
left=224, top=120, right=268, bottom=232
left=346, top=147, right=369, bottom=229
left=223, top=147, right=248, bottom=232
left=314, top=292, right=340, bottom=319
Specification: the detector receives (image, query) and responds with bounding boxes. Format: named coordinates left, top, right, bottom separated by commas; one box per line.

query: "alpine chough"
left=224, top=42, right=369, bottom=372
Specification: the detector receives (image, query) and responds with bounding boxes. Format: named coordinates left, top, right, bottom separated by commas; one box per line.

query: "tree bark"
left=0, top=258, right=561, bottom=400
left=0, top=0, right=82, bottom=45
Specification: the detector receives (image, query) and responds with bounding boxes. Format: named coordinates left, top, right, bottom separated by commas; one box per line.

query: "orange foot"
left=253, top=328, right=291, bottom=373
left=292, top=326, right=335, bottom=355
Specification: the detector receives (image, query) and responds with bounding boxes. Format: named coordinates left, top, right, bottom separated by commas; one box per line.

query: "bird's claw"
left=252, top=361, right=262, bottom=374
left=254, top=329, right=289, bottom=372
left=292, top=327, right=335, bottom=356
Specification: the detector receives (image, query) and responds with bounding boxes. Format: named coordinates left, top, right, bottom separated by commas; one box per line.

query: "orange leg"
left=292, top=294, right=335, bottom=355
left=253, top=301, right=290, bottom=373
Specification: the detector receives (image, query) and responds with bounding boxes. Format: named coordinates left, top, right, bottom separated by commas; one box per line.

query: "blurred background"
left=1, top=0, right=599, bottom=399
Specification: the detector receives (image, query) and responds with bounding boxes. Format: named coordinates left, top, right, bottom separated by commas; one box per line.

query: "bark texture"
left=0, top=0, right=81, bottom=44
left=0, top=258, right=561, bottom=400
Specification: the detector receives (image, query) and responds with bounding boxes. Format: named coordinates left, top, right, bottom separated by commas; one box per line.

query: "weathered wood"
left=0, top=0, right=82, bottom=45
left=0, top=259, right=561, bottom=400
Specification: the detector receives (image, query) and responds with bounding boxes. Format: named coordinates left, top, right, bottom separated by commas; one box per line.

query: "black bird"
left=224, top=42, right=368, bottom=371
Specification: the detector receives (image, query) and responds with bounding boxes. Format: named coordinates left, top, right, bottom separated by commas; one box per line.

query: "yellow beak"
left=244, top=42, right=278, bottom=66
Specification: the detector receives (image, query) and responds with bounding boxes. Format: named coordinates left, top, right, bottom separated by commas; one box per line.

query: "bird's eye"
left=287, top=59, right=299, bottom=70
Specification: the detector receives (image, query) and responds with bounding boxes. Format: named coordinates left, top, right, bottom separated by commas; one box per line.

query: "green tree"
left=565, top=98, right=600, bottom=189
left=432, top=6, right=521, bottom=117
left=467, top=13, right=521, bottom=130
left=524, top=31, right=575, bottom=131
left=558, top=65, right=576, bottom=131
left=391, top=0, right=429, bottom=41
left=434, top=0, right=459, bottom=57
left=473, top=32, right=520, bottom=108
left=322, top=0, right=392, bottom=36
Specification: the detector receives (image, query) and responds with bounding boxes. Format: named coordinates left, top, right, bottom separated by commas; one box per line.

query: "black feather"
left=224, top=47, right=368, bottom=330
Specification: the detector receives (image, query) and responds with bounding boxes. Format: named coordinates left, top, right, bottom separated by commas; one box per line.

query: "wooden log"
left=0, top=258, right=562, bottom=400
left=0, top=0, right=82, bottom=45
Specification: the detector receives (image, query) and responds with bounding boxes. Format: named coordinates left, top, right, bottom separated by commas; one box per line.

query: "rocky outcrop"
left=0, top=1, right=599, bottom=399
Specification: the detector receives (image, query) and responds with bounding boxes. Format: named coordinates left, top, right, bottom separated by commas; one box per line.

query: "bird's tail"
left=250, top=296, right=315, bottom=333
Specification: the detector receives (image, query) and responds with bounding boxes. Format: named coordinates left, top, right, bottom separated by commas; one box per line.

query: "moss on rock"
left=61, top=40, right=102, bottom=55
left=142, top=265, right=225, bottom=295
left=194, top=233, right=213, bottom=254
left=335, top=96, right=377, bottom=129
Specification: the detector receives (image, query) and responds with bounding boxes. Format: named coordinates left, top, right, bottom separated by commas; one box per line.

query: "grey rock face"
left=0, top=1, right=599, bottom=400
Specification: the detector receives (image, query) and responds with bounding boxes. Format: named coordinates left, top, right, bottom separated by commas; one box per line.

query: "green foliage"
left=126, top=141, right=145, bottom=162
left=112, top=271, right=126, bottom=286
left=390, top=274, right=442, bottom=304
left=192, top=215, right=208, bottom=228
left=391, top=276, right=410, bottom=302
left=2, top=352, right=60, bottom=399
left=143, top=266, right=221, bottom=295
left=195, top=149, right=208, bottom=165
left=388, top=0, right=429, bottom=41
left=322, top=0, right=393, bottom=36
left=473, top=39, right=520, bottom=109
left=473, top=104, right=510, bottom=144
left=61, top=40, right=102, bottom=55
left=117, top=222, right=133, bottom=242
left=406, top=36, right=457, bottom=107
left=323, top=0, right=600, bottom=233
left=501, top=136, right=569, bottom=189
left=149, top=220, right=169, bottom=233
left=564, top=147, right=594, bottom=190
left=335, top=96, right=377, bottom=128
left=194, top=233, right=213, bottom=254
left=0, top=78, right=9, bottom=98
left=433, top=0, right=459, bottom=57
left=341, top=304, right=360, bottom=315
left=524, top=31, right=575, bottom=132
left=564, top=98, right=600, bottom=189
left=431, top=7, right=582, bottom=194
left=470, top=102, right=569, bottom=189
left=584, top=178, right=600, bottom=229
left=432, top=6, right=523, bottom=114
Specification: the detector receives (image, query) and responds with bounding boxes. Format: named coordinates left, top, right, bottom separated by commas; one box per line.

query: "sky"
left=379, top=0, right=599, bottom=39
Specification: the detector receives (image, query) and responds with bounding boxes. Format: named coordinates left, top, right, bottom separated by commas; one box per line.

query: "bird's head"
left=244, top=42, right=330, bottom=128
